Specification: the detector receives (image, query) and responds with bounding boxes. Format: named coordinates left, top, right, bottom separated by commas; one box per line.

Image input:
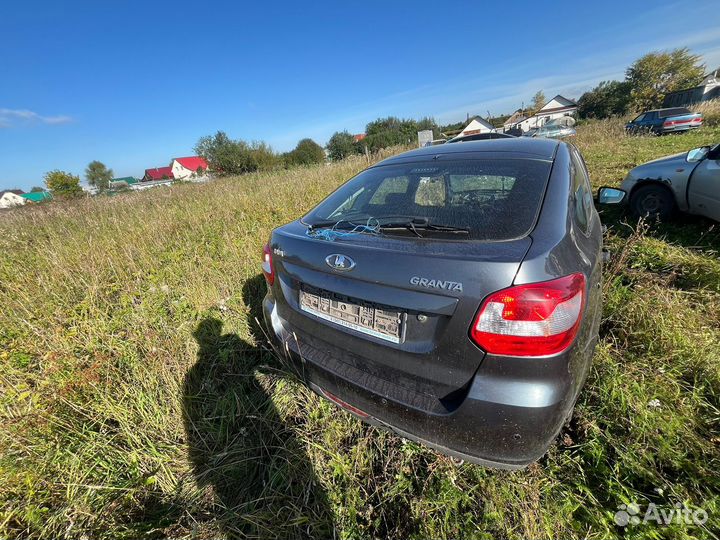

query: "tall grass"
left=1, top=128, right=720, bottom=539
left=694, top=98, right=720, bottom=126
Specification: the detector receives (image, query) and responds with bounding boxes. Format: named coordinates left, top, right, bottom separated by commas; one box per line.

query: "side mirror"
left=687, top=147, right=709, bottom=163
left=597, top=187, right=626, bottom=205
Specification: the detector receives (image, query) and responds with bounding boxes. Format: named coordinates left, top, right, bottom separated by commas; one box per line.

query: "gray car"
left=599, top=143, right=720, bottom=220
left=262, top=138, right=603, bottom=469
left=534, top=124, right=577, bottom=139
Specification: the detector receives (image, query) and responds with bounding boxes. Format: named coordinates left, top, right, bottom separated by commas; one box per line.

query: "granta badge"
left=410, top=276, right=463, bottom=292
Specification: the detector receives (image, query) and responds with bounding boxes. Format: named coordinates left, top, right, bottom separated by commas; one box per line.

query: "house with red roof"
left=143, top=166, right=174, bottom=182
left=170, top=156, right=209, bottom=180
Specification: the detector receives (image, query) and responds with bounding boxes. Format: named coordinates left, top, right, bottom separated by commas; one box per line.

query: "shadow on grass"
left=598, top=206, right=720, bottom=251
left=182, top=274, right=334, bottom=538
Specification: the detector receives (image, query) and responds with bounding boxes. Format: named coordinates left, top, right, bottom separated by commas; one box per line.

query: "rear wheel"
left=630, top=184, right=676, bottom=220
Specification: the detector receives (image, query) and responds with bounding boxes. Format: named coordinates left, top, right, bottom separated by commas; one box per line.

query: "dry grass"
left=1, top=128, right=720, bottom=539
left=694, top=98, right=720, bottom=126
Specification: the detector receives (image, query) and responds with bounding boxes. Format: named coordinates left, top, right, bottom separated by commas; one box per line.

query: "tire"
left=630, top=184, right=676, bottom=220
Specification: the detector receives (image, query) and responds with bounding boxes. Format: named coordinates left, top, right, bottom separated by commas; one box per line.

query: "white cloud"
left=0, top=108, right=73, bottom=128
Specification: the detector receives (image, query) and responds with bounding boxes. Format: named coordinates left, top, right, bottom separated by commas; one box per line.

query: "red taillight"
left=262, top=242, right=274, bottom=285
left=470, top=273, right=586, bottom=357
left=663, top=120, right=674, bottom=127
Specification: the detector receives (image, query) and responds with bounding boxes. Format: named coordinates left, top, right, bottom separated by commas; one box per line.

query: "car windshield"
left=302, top=158, right=552, bottom=241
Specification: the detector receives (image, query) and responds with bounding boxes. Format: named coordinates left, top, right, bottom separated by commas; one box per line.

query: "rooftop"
left=20, top=191, right=52, bottom=202
left=173, top=156, right=208, bottom=170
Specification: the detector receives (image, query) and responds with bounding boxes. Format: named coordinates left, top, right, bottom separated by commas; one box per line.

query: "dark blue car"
left=625, top=107, right=703, bottom=135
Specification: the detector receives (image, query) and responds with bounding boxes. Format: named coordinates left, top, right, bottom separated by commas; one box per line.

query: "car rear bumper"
left=263, top=294, right=581, bottom=469
left=660, top=124, right=702, bottom=133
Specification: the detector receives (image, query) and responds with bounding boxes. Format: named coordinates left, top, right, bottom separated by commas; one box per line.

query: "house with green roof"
left=20, top=191, right=52, bottom=203
left=109, top=177, right=139, bottom=190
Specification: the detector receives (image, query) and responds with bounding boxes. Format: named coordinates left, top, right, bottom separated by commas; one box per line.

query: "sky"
left=1, top=0, right=720, bottom=191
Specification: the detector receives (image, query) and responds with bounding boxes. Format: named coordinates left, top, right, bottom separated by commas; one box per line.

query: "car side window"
left=570, top=149, right=593, bottom=234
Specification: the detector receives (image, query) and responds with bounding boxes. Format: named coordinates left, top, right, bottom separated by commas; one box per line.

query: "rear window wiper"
left=377, top=218, right=470, bottom=236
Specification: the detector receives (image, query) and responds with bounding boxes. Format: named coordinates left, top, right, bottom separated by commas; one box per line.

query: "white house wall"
left=171, top=161, right=194, bottom=180
left=519, top=109, right=577, bottom=131
left=0, top=193, right=27, bottom=209
left=460, top=118, right=494, bottom=135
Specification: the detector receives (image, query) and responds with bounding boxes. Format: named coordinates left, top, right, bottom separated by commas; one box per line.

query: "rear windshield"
left=659, top=108, right=691, bottom=118
left=303, top=158, right=552, bottom=241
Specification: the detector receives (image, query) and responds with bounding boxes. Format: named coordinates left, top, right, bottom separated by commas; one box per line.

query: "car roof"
left=372, top=138, right=559, bottom=167
left=646, top=107, right=690, bottom=113
left=447, top=133, right=515, bottom=142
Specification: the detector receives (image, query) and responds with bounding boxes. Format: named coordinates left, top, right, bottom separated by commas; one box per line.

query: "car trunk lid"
left=268, top=221, right=531, bottom=401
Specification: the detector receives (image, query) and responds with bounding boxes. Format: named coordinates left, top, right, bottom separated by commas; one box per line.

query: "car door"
left=568, top=146, right=602, bottom=392
left=629, top=113, right=645, bottom=133
left=688, top=150, right=720, bottom=221
left=642, top=112, right=657, bottom=131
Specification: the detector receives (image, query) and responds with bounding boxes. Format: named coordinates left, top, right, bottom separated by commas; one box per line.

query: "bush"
left=194, top=131, right=279, bottom=175
left=43, top=170, right=83, bottom=198
left=326, top=131, right=356, bottom=161
left=285, top=138, right=325, bottom=166
left=578, top=81, right=631, bottom=119
left=358, top=116, right=439, bottom=152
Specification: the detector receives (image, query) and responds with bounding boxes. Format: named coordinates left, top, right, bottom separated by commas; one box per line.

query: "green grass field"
left=2, top=121, right=720, bottom=539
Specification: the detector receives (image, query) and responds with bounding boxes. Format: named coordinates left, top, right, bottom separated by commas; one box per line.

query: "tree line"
left=193, top=132, right=326, bottom=175
left=29, top=47, right=711, bottom=199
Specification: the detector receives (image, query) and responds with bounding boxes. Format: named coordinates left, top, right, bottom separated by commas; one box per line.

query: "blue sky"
left=1, top=0, right=719, bottom=191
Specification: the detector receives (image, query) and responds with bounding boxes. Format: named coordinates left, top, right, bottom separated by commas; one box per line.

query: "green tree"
left=577, top=80, right=631, bottom=119
left=84, top=160, right=113, bottom=192
left=360, top=116, right=420, bottom=152
left=248, top=141, right=279, bottom=171
left=530, top=91, right=546, bottom=114
left=416, top=116, right=440, bottom=138
left=625, top=48, right=705, bottom=110
left=44, top=170, right=83, bottom=198
left=286, top=138, right=325, bottom=166
left=30, top=186, right=45, bottom=193
left=195, top=131, right=232, bottom=164
left=326, top=131, right=356, bottom=161
left=194, top=131, right=279, bottom=175
left=490, top=113, right=512, bottom=128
